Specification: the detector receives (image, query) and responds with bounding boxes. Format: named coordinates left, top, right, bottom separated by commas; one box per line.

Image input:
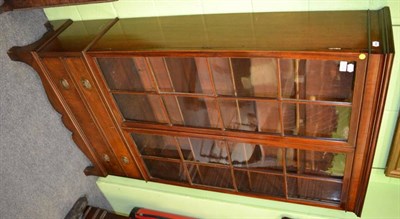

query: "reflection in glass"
left=209, top=58, right=278, bottom=97
left=234, top=170, right=251, bottom=192
left=131, top=132, right=347, bottom=204
left=219, top=100, right=257, bottom=131
left=187, top=164, right=233, bottom=189
left=229, top=142, right=256, bottom=168
left=162, top=95, right=183, bottom=125
left=231, top=58, right=278, bottom=97
left=176, top=137, right=195, bottom=161
left=113, top=94, right=168, bottom=123
left=229, top=143, right=283, bottom=172
left=166, top=58, right=201, bottom=93
left=219, top=100, right=280, bottom=133
left=163, top=96, right=220, bottom=128
left=148, top=57, right=174, bottom=92
left=98, top=57, right=155, bottom=91
left=287, top=177, right=342, bottom=203
left=286, top=149, right=346, bottom=178
left=177, top=97, right=219, bottom=128
left=280, top=59, right=355, bottom=102
left=283, top=103, right=351, bottom=139
left=256, top=102, right=281, bottom=133
left=143, top=159, right=187, bottom=183
left=189, top=138, right=229, bottom=165
left=209, top=58, right=235, bottom=96
left=149, top=57, right=213, bottom=94
left=131, top=133, right=180, bottom=159
left=235, top=170, right=285, bottom=197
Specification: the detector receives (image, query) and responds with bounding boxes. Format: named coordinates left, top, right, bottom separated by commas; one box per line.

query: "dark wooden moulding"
left=0, top=0, right=116, bottom=13
left=8, top=8, right=394, bottom=216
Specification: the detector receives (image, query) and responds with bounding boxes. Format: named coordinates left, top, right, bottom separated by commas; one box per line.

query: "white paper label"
left=339, top=61, right=348, bottom=72
left=347, top=63, right=355, bottom=73
left=372, top=41, right=380, bottom=47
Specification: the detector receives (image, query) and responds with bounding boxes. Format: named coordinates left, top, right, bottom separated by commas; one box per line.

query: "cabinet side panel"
left=64, top=57, right=143, bottom=179
left=25, top=55, right=106, bottom=176
left=41, top=57, right=125, bottom=176
left=346, top=55, right=384, bottom=213
left=354, top=52, right=395, bottom=215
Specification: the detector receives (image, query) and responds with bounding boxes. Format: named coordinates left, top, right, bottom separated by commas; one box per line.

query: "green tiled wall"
left=44, top=0, right=399, bottom=21
left=373, top=25, right=400, bottom=168
left=374, top=1, right=400, bottom=171
left=44, top=0, right=368, bottom=20
left=44, top=0, right=400, bottom=218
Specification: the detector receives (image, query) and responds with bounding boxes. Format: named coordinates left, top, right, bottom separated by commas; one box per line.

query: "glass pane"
left=163, top=96, right=221, bottom=128
left=149, top=57, right=213, bottom=94
left=286, top=149, right=346, bottom=178
left=187, top=164, right=233, bottom=189
left=287, top=177, right=342, bottom=203
left=176, top=137, right=195, bottom=161
left=209, top=58, right=235, bottom=96
left=189, top=138, right=229, bottom=165
left=131, top=133, right=180, bottom=159
left=97, top=57, right=154, bottom=91
left=280, top=59, right=355, bottom=102
left=219, top=99, right=257, bottom=131
left=283, top=103, right=351, bottom=139
left=234, top=170, right=251, bottom=192
left=230, top=58, right=278, bottom=98
left=229, top=143, right=283, bottom=172
left=143, top=158, right=187, bottom=183
left=229, top=142, right=256, bottom=168
left=249, top=172, right=284, bottom=197
left=219, top=99, right=280, bottom=133
left=113, top=94, right=168, bottom=123
left=256, top=102, right=281, bottom=133
left=235, top=170, right=285, bottom=197
left=148, top=57, right=174, bottom=92
left=162, top=96, right=184, bottom=125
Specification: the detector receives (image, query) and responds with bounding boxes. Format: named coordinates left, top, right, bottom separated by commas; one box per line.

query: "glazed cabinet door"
left=128, top=131, right=347, bottom=205
left=94, top=56, right=364, bottom=141
left=89, top=54, right=367, bottom=208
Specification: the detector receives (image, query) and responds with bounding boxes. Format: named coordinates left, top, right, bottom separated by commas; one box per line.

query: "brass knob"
left=103, top=154, right=110, bottom=162
left=122, top=156, right=129, bottom=164
left=60, top=79, right=70, bottom=89
left=81, top=78, right=92, bottom=90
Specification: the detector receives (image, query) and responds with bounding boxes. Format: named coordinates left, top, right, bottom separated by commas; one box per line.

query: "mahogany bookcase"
left=8, top=8, right=395, bottom=216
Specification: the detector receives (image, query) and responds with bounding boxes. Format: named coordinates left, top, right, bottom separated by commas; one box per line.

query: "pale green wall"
left=96, top=172, right=400, bottom=219
left=44, top=0, right=400, bottom=218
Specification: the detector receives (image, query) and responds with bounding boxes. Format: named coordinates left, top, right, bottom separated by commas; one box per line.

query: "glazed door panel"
left=128, top=131, right=348, bottom=205
left=95, top=56, right=362, bottom=143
